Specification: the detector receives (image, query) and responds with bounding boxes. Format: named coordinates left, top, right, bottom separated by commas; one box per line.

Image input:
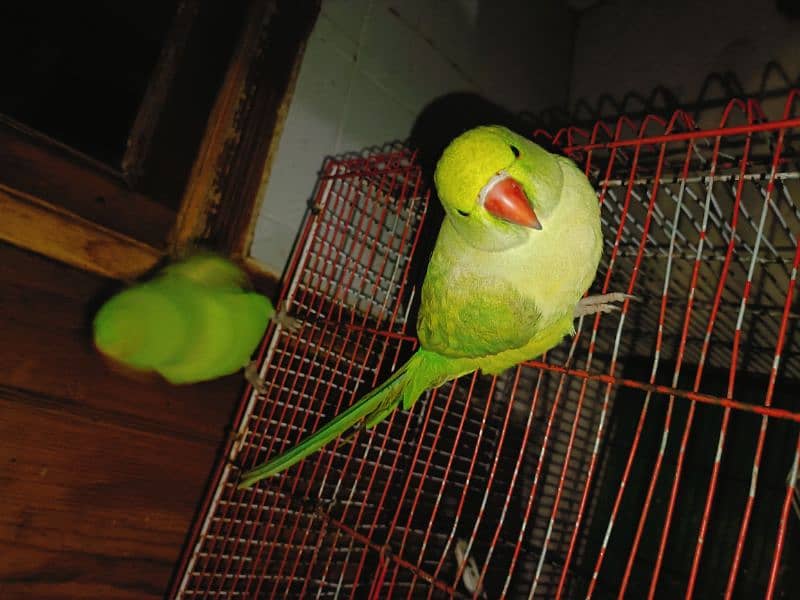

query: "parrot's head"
left=434, top=125, right=564, bottom=251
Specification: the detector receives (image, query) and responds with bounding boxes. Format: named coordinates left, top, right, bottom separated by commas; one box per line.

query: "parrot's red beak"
left=481, top=174, right=542, bottom=230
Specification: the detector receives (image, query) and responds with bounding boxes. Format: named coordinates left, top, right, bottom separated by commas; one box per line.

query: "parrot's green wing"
left=160, top=252, right=248, bottom=290
left=93, top=282, right=193, bottom=371
left=158, top=287, right=273, bottom=384
left=94, top=253, right=273, bottom=385
left=417, top=261, right=542, bottom=359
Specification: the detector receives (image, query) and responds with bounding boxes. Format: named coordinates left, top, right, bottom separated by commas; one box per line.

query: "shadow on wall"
left=567, top=61, right=800, bottom=129
left=404, top=63, right=800, bottom=166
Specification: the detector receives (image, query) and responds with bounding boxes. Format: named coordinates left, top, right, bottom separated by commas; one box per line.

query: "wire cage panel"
left=172, top=93, right=800, bottom=599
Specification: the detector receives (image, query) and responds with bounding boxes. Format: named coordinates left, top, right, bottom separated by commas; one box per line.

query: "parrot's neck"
left=443, top=211, right=530, bottom=252
left=433, top=162, right=602, bottom=328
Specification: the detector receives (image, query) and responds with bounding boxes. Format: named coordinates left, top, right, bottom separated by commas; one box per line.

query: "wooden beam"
left=0, top=183, right=163, bottom=280
left=242, top=256, right=280, bottom=299
left=224, top=0, right=322, bottom=259
left=0, top=0, right=316, bottom=285
left=168, top=0, right=276, bottom=251
left=0, top=116, right=174, bottom=247
left=122, top=1, right=200, bottom=184
left=170, top=0, right=321, bottom=257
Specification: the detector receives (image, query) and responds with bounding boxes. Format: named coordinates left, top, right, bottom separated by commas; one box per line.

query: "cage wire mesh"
left=172, top=92, right=800, bottom=599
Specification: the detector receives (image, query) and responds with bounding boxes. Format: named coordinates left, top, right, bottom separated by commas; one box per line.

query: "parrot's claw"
left=574, top=293, right=637, bottom=318
left=244, top=360, right=268, bottom=394
left=273, top=304, right=301, bottom=332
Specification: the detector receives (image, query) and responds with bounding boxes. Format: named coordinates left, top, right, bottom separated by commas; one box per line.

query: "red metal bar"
left=282, top=164, right=419, bottom=598
left=584, top=111, right=698, bottom=598
left=573, top=110, right=698, bottom=600
left=473, top=365, right=539, bottom=597
left=323, top=513, right=467, bottom=599
left=456, top=367, right=523, bottom=597
left=402, top=381, right=466, bottom=598
left=296, top=321, right=800, bottom=422
left=523, top=360, right=800, bottom=423
left=497, top=363, right=549, bottom=598
left=277, top=163, right=415, bottom=597
left=684, top=98, right=756, bottom=599
left=425, top=374, right=499, bottom=599
left=726, top=92, right=800, bottom=598
left=382, top=387, right=442, bottom=593
left=645, top=97, right=741, bottom=599
left=237, top=160, right=364, bottom=597
left=227, top=163, right=355, bottom=596
left=561, top=116, right=800, bottom=153
left=766, top=433, right=800, bottom=598
left=337, top=182, right=429, bottom=600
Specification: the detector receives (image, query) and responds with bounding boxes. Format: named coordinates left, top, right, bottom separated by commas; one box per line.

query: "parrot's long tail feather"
left=237, top=357, right=414, bottom=489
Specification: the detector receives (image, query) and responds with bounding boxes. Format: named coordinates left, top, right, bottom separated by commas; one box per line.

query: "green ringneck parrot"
left=93, top=252, right=276, bottom=385
left=238, top=125, right=623, bottom=489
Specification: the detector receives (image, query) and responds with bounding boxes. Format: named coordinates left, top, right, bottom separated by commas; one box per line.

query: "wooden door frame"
left=0, top=0, right=320, bottom=296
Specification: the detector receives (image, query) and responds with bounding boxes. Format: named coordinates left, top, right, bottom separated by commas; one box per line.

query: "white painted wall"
left=251, top=0, right=573, bottom=275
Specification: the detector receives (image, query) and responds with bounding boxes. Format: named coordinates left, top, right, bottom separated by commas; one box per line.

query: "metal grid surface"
left=172, top=93, right=800, bottom=599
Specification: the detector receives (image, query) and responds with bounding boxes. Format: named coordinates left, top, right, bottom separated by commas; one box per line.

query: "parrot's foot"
left=244, top=360, right=267, bottom=394
left=272, top=304, right=301, bottom=332
left=574, top=293, right=637, bottom=318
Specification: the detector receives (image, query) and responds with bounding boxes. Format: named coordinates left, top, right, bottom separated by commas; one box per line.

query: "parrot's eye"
left=509, top=145, right=520, bottom=158
left=457, top=209, right=469, bottom=217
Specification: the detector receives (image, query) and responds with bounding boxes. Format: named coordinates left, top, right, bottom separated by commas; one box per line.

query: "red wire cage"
left=171, top=91, right=800, bottom=599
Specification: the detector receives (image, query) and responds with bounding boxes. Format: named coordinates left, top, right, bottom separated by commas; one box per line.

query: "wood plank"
left=122, top=1, right=200, bottom=184
left=0, top=400, right=218, bottom=600
left=0, top=116, right=174, bottom=247
left=126, top=1, right=252, bottom=211
left=243, top=256, right=281, bottom=299
left=0, top=183, right=163, bottom=280
left=0, top=243, right=243, bottom=599
left=221, top=0, right=322, bottom=259
left=168, top=0, right=273, bottom=251
left=170, top=0, right=321, bottom=258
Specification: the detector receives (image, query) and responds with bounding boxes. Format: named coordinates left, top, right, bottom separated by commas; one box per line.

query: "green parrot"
left=238, top=125, right=623, bottom=489
left=93, top=252, right=278, bottom=385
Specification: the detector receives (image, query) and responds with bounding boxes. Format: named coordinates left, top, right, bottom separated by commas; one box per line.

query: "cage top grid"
left=172, top=92, right=800, bottom=600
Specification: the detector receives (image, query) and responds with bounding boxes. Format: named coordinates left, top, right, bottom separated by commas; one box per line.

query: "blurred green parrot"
left=238, top=125, right=623, bottom=489
left=93, top=252, right=279, bottom=385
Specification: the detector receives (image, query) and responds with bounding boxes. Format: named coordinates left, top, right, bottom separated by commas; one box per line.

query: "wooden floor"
left=0, top=242, right=245, bottom=599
